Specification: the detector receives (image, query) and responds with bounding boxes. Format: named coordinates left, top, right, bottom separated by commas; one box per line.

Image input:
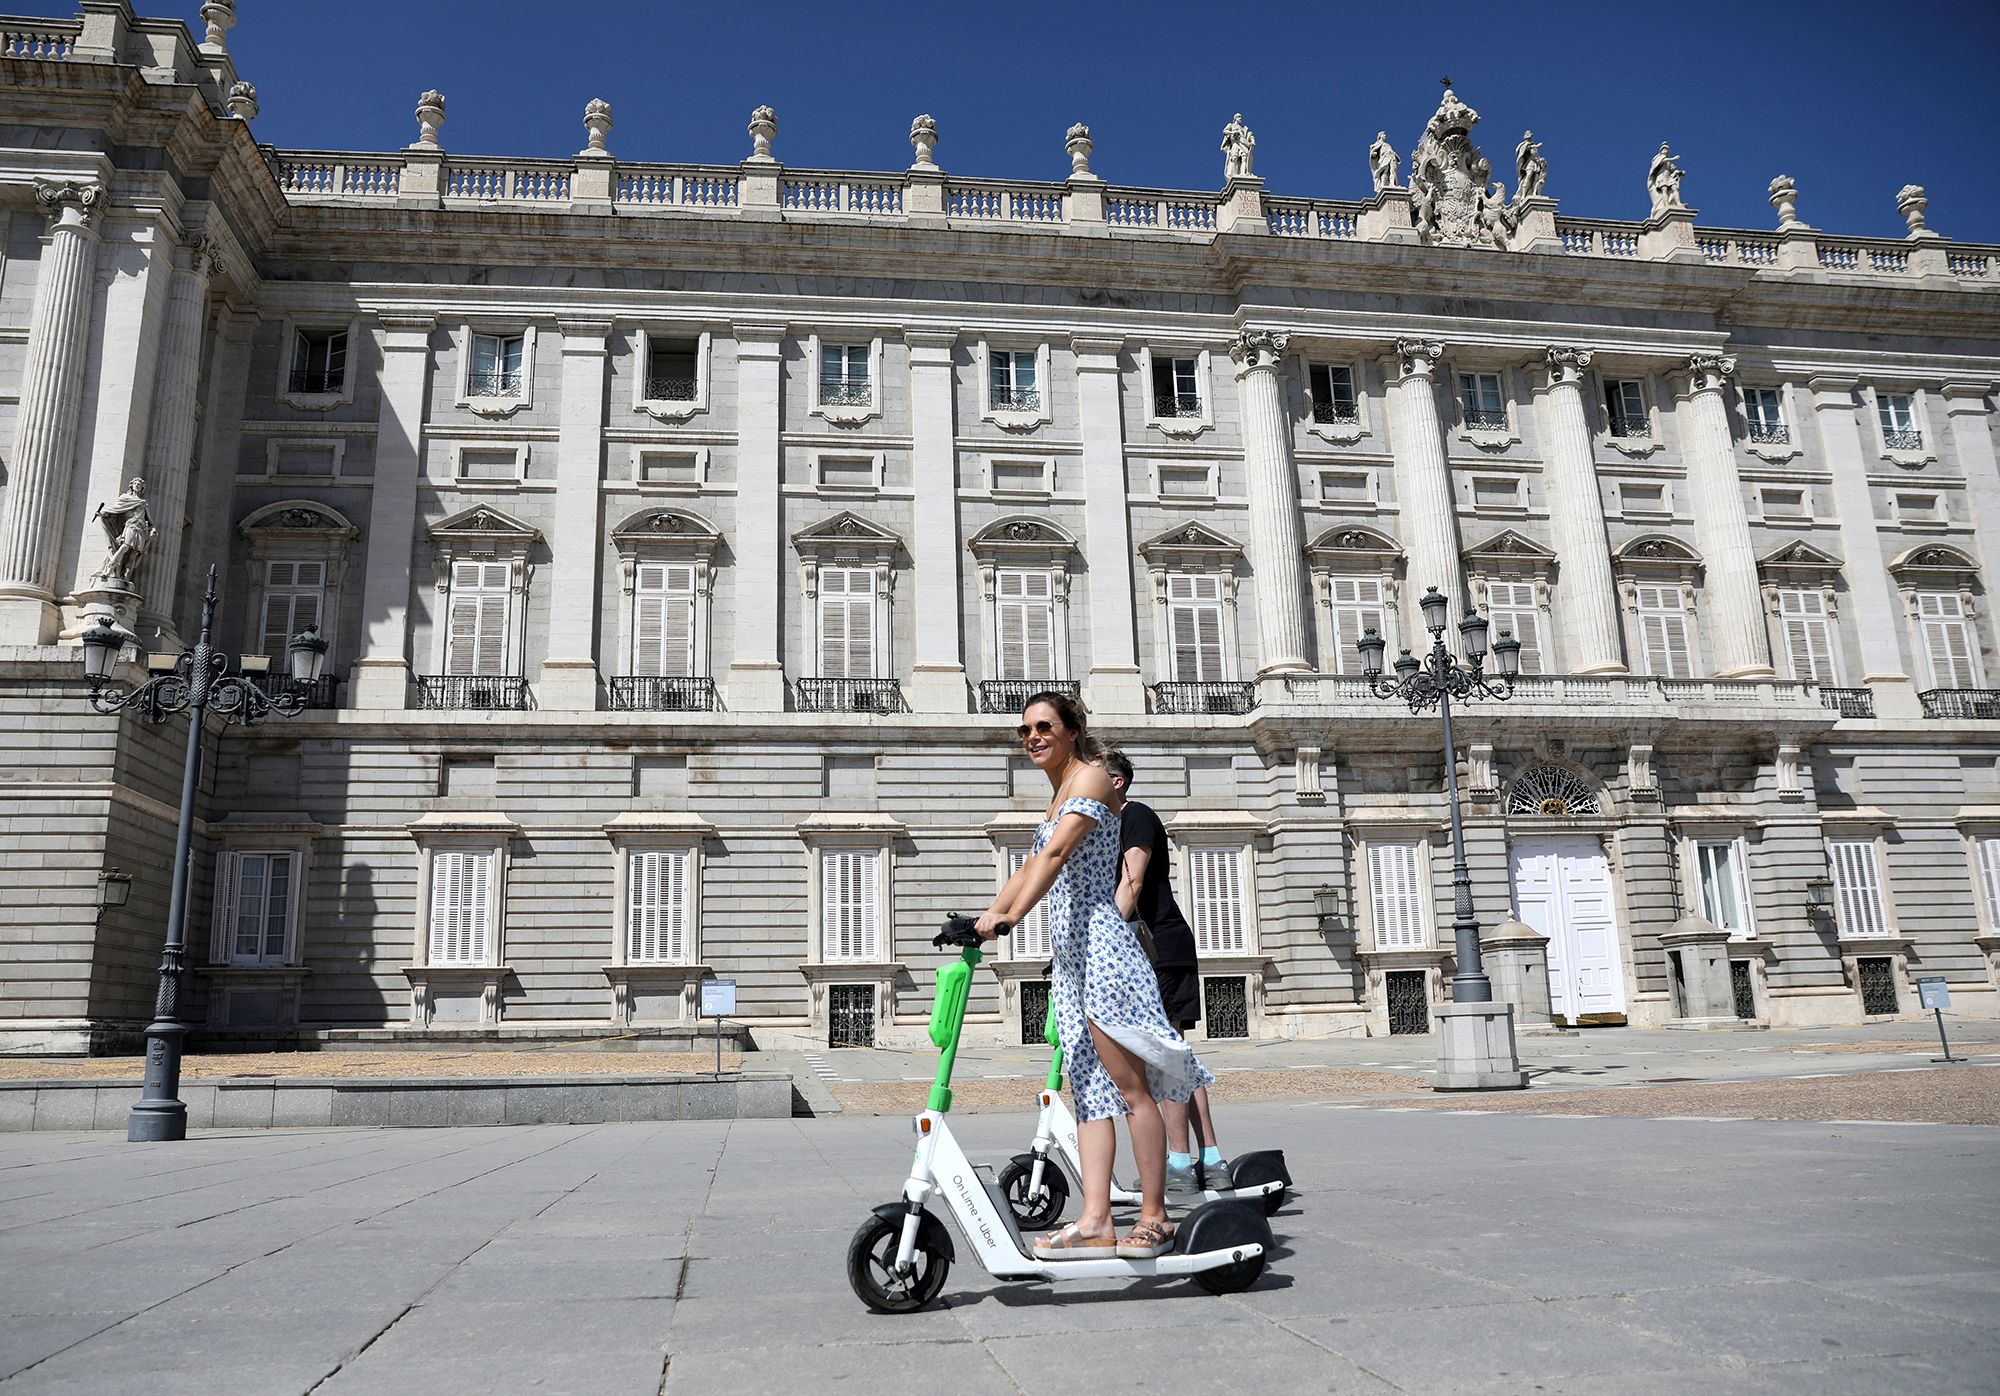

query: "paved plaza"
left=1, top=1064, right=1996, bottom=1395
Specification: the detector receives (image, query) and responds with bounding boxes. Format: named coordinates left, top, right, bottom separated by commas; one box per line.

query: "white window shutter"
left=446, top=563, right=511, bottom=676
left=1485, top=580, right=1543, bottom=675
left=818, top=569, right=876, bottom=679
left=1329, top=576, right=1386, bottom=674
left=1368, top=842, right=1426, bottom=950
left=1828, top=839, right=1887, bottom=938
left=822, top=850, right=880, bottom=961
left=997, top=571, right=1055, bottom=681
left=1007, top=847, right=1051, bottom=959
left=1167, top=574, right=1226, bottom=681
left=1918, top=593, right=1978, bottom=689
left=1778, top=590, right=1836, bottom=685
left=429, top=851, right=492, bottom=964
left=628, top=849, right=691, bottom=964
left=1189, top=847, right=1246, bottom=954
left=1976, top=837, right=2000, bottom=930
left=1636, top=584, right=1693, bottom=678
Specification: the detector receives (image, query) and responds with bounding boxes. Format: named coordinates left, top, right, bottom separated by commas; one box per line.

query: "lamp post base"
left=1432, top=1000, right=1529, bottom=1091
left=127, top=1020, right=189, bottom=1142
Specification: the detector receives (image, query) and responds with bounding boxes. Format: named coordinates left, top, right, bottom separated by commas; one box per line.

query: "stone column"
left=1676, top=354, right=1773, bottom=678
left=1942, top=383, right=2000, bottom=585
left=726, top=323, right=787, bottom=712
left=1535, top=347, right=1626, bottom=673
left=1381, top=337, right=1464, bottom=647
left=1807, top=375, right=1920, bottom=717
left=0, top=180, right=104, bottom=645
left=905, top=330, right=967, bottom=710
left=351, top=315, right=436, bottom=709
left=133, top=238, right=216, bottom=642
left=1072, top=334, right=1145, bottom=712
left=1229, top=328, right=1310, bottom=673
left=539, top=319, right=611, bottom=708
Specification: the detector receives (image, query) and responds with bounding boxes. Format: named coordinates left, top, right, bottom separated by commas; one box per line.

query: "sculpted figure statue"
left=1221, top=113, right=1256, bottom=181
left=91, top=478, right=156, bottom=587
left=1368, top=131, right=1400, bottom=191
left=1647, top=141, right=1686, bottom=217
left=1514, top=130, right=1547, bottom=200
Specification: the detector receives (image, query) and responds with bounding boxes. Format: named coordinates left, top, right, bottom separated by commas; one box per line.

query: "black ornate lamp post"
left=78, top=565, right=326, bottom=1142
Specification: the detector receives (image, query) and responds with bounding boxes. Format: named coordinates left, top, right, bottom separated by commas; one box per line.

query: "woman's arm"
left=1116, top=844, right=1150, bottom=923
left=977, top=768, right=1115, bottom=937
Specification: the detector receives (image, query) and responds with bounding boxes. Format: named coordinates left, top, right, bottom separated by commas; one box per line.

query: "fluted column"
left=1535, top=347, right=1626, bottom=673
left=1382, top=337, right=1464, bottom=649
left=1072, top=334, right=1145, bottom=712
left=133, top=238, right=216, bottom=641
left=0, top=180, right=104, bottom=645
left=905, top=329, right=967, bottom=710
left=1231, top=329, right=1312, bottom=673
left=351, top=315, right=436, bottom=708
left=726, top=323, right=787, bottom=712
left=1676, top=354, right=1773, bottom=678
left=540, top=319, right=610, bottom=709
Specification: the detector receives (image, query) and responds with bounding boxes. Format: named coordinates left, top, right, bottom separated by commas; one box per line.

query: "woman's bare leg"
left=1088, top=1021, right=1168, bottom=1230
left=1072, top=1116, right=1118, bottom=1239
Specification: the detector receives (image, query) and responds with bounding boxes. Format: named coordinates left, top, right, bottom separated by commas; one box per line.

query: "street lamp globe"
left=79, top=617, right=127, bottom=681
left=287, top=624, right=329, bottom=684
left=1356, top=626, right=1387, bottom=679
left=1492, top=629, right=1522, bottom=676
left=1418, top=586, right=1449, bottom=635
left=1459, top=611, right=1490, bottom=661
left=1393, top=649, right=1420, bottom=683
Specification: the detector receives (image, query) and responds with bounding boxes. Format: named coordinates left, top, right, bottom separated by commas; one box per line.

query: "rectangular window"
left=1744, top=387, right=1787, bottom=440
left=995, top=569, right=1056, bottom=681
left=1634, top=583, right=1693, bottom=678
left=1328, top=575, right=1386, bottom=675
left=988, top=349, right=1039, bottom=410
left=1828, top=838, right=1888, bottom=938
left=1696, top=839, right=1754, bottom=937
left=1458, top=372, right=1505, bottom=426
left=1777, top=588, right=1838, bottom=685
left=632, top=563, right=697, bottom=678
left=1484, top=580, right=1544, bottom=675
left=817, top=567, right=876, bottom=679
left=1309, top=363, right=1358, bottom=423
left=1917, top=592, right=1979, bottom=689
left=1973, top=836, right=2000, bottom=931
left=627, top=848, right=691, bottom=965
left=820, top=849, right=880, bottom=962
left=224, top=851, right=296, bottom=965
left=1187, top=847, right=1248, bottom=955
left=260, top=560, right=325, bottom=660
left=819, top=343, right=870, bottom=404
left=1006, top=847, right=1052, bottom=961
left=428, top=850, right=493, bottom=965
left=1620, top=482, right=1667, bottom=515
left=445, top=562, right=512, bottom=677
left=290, top=328, right=347, bottom=395
left=1367, top=841, right=1429, bottom=950
left=1151, top=355, right=1201, bottom=417
left=1165, top=574, right=1226, bottom=681
left=470, top=333, right=525, bottom=397
left=645, top=337, right=699, bottom=402
left=1605, top=379, right=1649, bottom=437
left=1877, top=392, right=1916, bottom=435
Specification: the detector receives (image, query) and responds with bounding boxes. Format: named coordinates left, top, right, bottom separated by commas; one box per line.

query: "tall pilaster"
left=540, top=319, right=610, bottom=709
left=726, top=323, right=787, bottom=712
left=133, top=237, right=216, bottom=642
left=1535, top=347, right=1626, bottom=673
left=0, top=180, right=104, bottom=645
left=905, top=329, right=967, bottom=710
left=1808, top=375, right=1921, bottom=717
left=1072, top=334, right=1145, bottom=712
left=1382, top=337, right=1464, bottom=648
left=351, top=315, right=436, bottom=709
left=1676, top=354, right=1773, bottom=678
left=1229, top=328, right=1310, bottom=673
left=1942, top=383, right=2000, bottom=585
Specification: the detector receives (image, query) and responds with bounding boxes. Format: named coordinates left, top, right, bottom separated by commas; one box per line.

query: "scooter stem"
left=1045, top=1044, right=1064, bottom=1093
left=927, top=943, right=982, bottom=1113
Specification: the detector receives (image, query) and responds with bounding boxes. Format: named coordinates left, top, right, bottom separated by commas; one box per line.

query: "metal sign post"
left=1914, top=977, right=1957, bottom=1062
left=700, top=977, right=738, bottom=1076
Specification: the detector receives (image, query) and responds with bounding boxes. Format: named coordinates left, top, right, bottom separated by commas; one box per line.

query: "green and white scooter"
left=996, top=994, right=1292, bottom=1231
left=846, top=917, right=1274, bottom=1313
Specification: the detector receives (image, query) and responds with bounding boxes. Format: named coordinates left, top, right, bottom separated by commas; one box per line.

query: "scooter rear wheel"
left=997, top=1152, right=1070, bottom=1230
left=1180, top=1199, right=1273, bottom=1296
left=846, top=1212, right=950, bottom=1313
left=1228, top=1153, right=1290, bottom=1216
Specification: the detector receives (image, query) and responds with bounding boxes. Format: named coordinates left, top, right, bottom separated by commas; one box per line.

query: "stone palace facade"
left=3, top=1, right=1999, bottom=1054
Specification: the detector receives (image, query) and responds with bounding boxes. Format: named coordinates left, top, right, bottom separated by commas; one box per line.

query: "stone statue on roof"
left=1221, top=113, right=1256, bottom=181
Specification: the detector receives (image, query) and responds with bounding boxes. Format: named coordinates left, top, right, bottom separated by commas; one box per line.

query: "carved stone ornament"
left=226, top=80, right=258, bottom=121
left=33, top=178, right=103, bottom=226
left=276, top=506, right=339, bottom=531
left=199, top=0, right=235, bottom=48
left=1408, top=88, right=1512, bottom=249
left=1514, top=131, right=1548, bottom=200
left=1003, top=520, right=1052, bottom=542
left=1368, top=131, right=1400, bottom=192
left=1544, top=345, right=1594, bottom=384
left=1229, top=328, right=1290, bottom=370
left=1221, top=113, right=1256, bottom=181
left=1684, top=353, right=1736, bottom=394
left=1897, top=184, right=1929, bottom=236
left=909, top=114, right=939, bottom=168
left=1066, top=123, right=1094, bottom=177
left=1647, top=141, right=1687, bottom=217
left=1393, top=337, right=1445, bottom=378
left=581, top=98, right=613, bottom=156
left=1768, top=174, right=1799, bottom=228
left=748, top=105, right=778, bottom=160
left=89, top=478, right=156, bottom=589
left=413, top=90, right=447, bottom=149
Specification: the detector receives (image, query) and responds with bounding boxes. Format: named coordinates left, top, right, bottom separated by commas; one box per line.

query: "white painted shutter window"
left=1916, top=592, right=1980, bottom=689
left=1006, top=847, right=1052, bottom=960
left=818, top=568, right=876, bottom=679
left=227, top=851, right=295, bottom=965
left=428, top=850, right=493, bottom=965
left=1777, top=589, right=1838, bottom=685
left=1827, top=838, right=1888, bottom=939
left=1485, top=580, right=1544, bottom=675
left=446, top=562, right=511, bottom=676
left=627, top=848, right=691, bottom=965
left=1634, top=583, right=1693, bottom=678
left=632, top=564, right=698, bottom=678
left=996, top=570, right=1056, bottom=681
left=260, top=561, right=326, bottom=660
left=1166, top=574, right=1226, bottom=681
left=1188, top=846, right=1248, bottom=954
left=1974, top=836, right=2000, bottom=931
left=1877, top=393, right=1915, bottom=435
left=821, top=850, right=880, bottom=962
left=1328, top=576, right=1386, bottom=675
left=1696, top=839, right=1754, bottom=936
left=1367, top=841, right=1428, bottom=950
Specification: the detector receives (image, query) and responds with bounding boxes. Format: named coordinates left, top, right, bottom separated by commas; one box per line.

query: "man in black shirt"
left=1104, top=750, right=1227, bottom=1191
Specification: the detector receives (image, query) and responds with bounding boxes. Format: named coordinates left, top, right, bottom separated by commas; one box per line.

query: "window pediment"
left=1759, top=539, right=1844, bottom=579
left=1462, top=528, right=1555, bottom=570
left=1139, top=521, right=1244, bottom=570
left=429, top=505, right=541, bottom=555
left=1617, top=533, right=1701, bottom=565
left=1888, top=544, right=1980, bottom=588
left=239, top=500, right=360, bottom=544
left=793, top=511, right=904, bottom=566
left=967, top=515, right=1079, bottom=569
left=1305, top=523, right=1402, bottom=569
left=611, top=506, right=721, bottom=562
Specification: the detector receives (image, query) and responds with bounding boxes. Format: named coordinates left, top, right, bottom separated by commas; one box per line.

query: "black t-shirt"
left=1117, top=800, right=1198, bottom=967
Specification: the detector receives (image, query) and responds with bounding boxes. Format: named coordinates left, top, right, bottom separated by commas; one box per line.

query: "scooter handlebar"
left=934, top=913, right=1009, bottom=948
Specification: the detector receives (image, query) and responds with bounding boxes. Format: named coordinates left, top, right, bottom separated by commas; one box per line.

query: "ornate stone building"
left=3, top=2, right=1999, bottom=1053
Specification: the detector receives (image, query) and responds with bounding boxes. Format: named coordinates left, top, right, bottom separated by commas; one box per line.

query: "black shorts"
left=1156, top=964, right=1200, bottom=1031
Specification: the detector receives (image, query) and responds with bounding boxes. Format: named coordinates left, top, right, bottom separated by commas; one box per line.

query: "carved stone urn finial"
left=412, top=90, right=446, bottom=150
left=580, top=98, right=613, bottom=157
left=909, top=114, right=939, bottom=169
left=226, top=81, right=258, bottom=122
left=1066, top=123, right=1094, bottom=178
left=199, top=0, right=235, bottom=50
left=1768, top=174, right=1799, bottom=228
left=747, top=105, right=778, bottom=161
left=1896, top=184, right=1931, bottom=238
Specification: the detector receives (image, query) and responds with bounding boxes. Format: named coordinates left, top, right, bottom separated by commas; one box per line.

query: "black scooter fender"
left=1227, top=1149, right=1292, bottom=1188
left=871, top=1201, right=956, bottom=1261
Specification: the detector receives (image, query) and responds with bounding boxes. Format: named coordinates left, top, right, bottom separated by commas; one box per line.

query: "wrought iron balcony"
left=244, top=670, right=345, bottom=710
left=1920, top=688, right=2000, bottom=719
left=643, top=375, right=698, bottom=402
left=466, top=370, right=523, bottom=398
left=1152, top=681, right=1257, bottom=716
left=608, top=676, right=717, bottom=711
left=415, top=675, right=530, bottom=710
left=818, top=380, right=872, bottom=407
left=1607, top=410, right=1651, bottom=439
left=990, top=386, right=1042, bottom=411
left=1462, top=408, right=1509, bottom=431
left=1883, top=428, right=1923, bottom=451
left=287, top=368, right=343, bottom=395
left=1748, top=422, right=1791, bottom=445
left=979, top=679, right=1079, bottom=714
left=1153, top=392, right=1204, bottom=418
left=1311, top=401, right=1359, bottom=426
left=795, top=678, right=907, bottom=713
left=1820, top=686, right=1875, bottom=718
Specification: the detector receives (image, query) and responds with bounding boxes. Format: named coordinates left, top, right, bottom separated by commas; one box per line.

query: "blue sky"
left=40, top=0, right=2000, bottom=240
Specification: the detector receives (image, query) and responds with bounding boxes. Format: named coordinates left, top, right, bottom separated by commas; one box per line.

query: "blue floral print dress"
left=1037, top=796, right=1214, bottom=1122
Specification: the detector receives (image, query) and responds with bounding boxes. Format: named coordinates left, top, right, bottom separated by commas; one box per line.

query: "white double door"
left=1509, top=835, right=1626, bottom=1022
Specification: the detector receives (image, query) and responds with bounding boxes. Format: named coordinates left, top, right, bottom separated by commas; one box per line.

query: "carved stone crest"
left=1408, top=89, right=1511, bottom=250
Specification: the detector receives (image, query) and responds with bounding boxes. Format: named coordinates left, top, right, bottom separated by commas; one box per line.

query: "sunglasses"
left=1016, top=720, right=1063, bottom=740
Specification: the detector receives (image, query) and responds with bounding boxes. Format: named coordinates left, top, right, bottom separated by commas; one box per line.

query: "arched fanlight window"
left=1507, top=766, right=1600, bottom=817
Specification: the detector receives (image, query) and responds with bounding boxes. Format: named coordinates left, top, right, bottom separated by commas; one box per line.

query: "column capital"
left=555, top=317, right=613, bottom=348
left=1541, top=345, right=1594, bottom=388
left=1679, top=353, right=1736, bottom=396
left=1939, top=381, right=1996, bottom=410
left=33, top=178, right=104, bottom=229
left=905, top=327, right=959, bottom=352
left=1069, top=333, right=1124, bottom=369
left=1390, top=337, right=1444, bottom=380
left=1229, top=327, right=1290, bottom=373
left=181, top=232, right=222, bottom=281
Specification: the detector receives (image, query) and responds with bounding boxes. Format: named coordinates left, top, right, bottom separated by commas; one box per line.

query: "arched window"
left=1508, top=766, right=1600, bottom=817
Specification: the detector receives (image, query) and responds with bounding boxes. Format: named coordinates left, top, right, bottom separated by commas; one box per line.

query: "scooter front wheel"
left=847, top=1212, right=950, bottom=1313
left=997, top=1152, right=1070, bottom=1230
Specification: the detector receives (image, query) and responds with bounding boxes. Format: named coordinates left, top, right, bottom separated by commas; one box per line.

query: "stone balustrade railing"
left=0, top=18, right=78, bottom=58
left=1278, top=672, right=1830, bottom=709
